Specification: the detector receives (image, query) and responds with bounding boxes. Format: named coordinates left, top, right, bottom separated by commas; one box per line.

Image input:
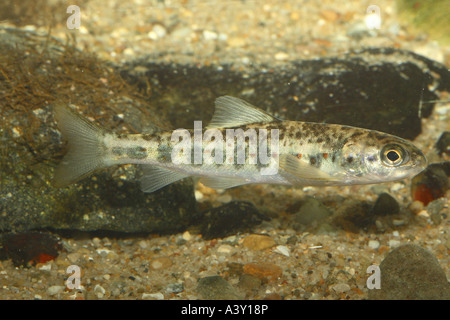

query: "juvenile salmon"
left=53, top=96, right=427, bottom=192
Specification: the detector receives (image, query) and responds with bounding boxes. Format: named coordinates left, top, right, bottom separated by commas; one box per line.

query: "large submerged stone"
left=121, top=47, right=449, bottom=140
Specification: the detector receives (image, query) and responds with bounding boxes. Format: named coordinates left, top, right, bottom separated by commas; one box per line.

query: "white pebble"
left=274, top=245, right=290, bottom=257
left=48, top=285, right=65, bottom=296
left=274, top=52, right=289, bottom=61
left=368, top=240, right=380, bottom=250
left=142, top=292, right=164, bottom=300
left=388, top=239, right=401, bottom=248
left=203, top=30, right=218, bottom=40
left=182, top=231, right=192, bottom=241
left=94, top=284, right=106, bottom=298
left=217, top=244, right=233, bottom=254
left=194, top=190, right=204, bottom=201
left=148, top=24, right=167, bottom=40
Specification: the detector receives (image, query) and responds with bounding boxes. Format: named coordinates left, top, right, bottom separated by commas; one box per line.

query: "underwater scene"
left=0, top=0, right=449, bottom=301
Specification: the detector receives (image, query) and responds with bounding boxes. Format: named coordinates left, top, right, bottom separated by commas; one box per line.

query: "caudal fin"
left=53, top=104, right=107, bottom=187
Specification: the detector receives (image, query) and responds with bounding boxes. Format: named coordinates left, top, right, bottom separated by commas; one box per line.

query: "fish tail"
left=53, top=104, right=108, bottom=187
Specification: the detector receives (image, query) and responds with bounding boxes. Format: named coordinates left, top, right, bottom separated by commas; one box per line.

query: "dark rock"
left=0, top=27, right=198, bottom=234
left=372, top=193, right=400, bottom=216
left=0, top=232, right=62, bottom=267
left=121, top=47, right=449, bottom=140
left=368, top=244, right=450, bottom=300
left=333, top=200, right=374, bottom=233
left=435, top=131, right=450, bottom=156
left=411, top=162, right=450, bottom=206
left=196, top=275, right=243, bottom=300
left=199, top=201, right=269, bottom=240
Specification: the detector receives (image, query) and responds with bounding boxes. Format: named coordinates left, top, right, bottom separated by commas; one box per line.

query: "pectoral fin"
left=279, top=154, right=338, bottom=182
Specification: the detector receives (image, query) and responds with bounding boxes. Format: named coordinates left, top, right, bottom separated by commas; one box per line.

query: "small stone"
left=165, top=282, right=184, bottom=294
left=369, top=244, right=450, bottom=300
left=94, top=284, right=106, bottom=298
left=200, top=201, right=269, bottom=240
left=274, top=52, right=289, bottom=61
left=331, top=283, right=351, bottom=293
left=238, top=274, right=262, bottom=291
left=67, top=252, right=81, bottom=263
left=388, top=240, right=401, bottom=248
left=368, top=240, right=380, bottom=250
left=295, top=197, right=331, bottom=226
left=148, top=24, right=166, bottom=40
left=217, top=244, right=233, bottom=254
left=372, top=193, right=399, bottom=216
left=273, top=245, right=290, bottom=257
left=194, top=190, right=204, bottom=201
left=138, top=240, right=149, bottom=249
left=203, top=30, right=218, bottom=40
left=435, top=131, right=450, bottom=155
left=150, top=256, right=172, bottom=270
left=242, top=234, right=276, bottom=251
left=196, top=275, right=242, bottom=300
left=142, top=292, right=164, bottom=300
left=48, top=285, right=65, bottom=296
left=411, top=163, right=449, bottom=205
left=182, top=231, right=192, bottom=241
left=243, top=262, right=282, bottom=282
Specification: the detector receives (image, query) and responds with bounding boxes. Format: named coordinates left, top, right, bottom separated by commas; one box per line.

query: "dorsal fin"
left=207, top=96, right=278, bottom=128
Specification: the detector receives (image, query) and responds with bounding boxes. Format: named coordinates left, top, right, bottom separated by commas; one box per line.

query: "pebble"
left=94, top=284, right=106, bottom=298
left=388, top=240, right=401, bottom=248
left=165, top=282, right=184, bottom=294
left=182, top=231, right=192, bottom=241
left=196, top=275, right=242, bottom=300
left=435, top=131, right=450, bottom=155
left=150, top=256, right=173, bottom=270
left=294, top=197, right=331, bottom=226
left=273, top=245, right=290, bottom=257
left=274, top=52, right=289, bottom=61
left=372, top=193, right=399, bottom=216
left=369, top=244, right=450, bottom=300
left=243, top=262, right=282, bottom=282
left=238, top=274, right=262, bottom=291
left=67, top=252, right=81, bottom=263
left=242, top=234, right=276, bottom=251
left=148, top=24, right=167, bottom=40
left=142, top=292, right=164, bottom=300
left=330, top=283, right=351, bottom=293
left=217, top=244, right=233, bottom=254
left=47, top=285, right=65, bottom=296
left=368, top=240, right=380, bottom=250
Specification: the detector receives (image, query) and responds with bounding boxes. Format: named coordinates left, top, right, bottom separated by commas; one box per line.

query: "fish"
left=53, top=96, right=427, bottom=192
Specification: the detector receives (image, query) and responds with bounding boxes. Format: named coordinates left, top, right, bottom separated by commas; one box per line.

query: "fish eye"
left=381, top=145, right=405, bottom=166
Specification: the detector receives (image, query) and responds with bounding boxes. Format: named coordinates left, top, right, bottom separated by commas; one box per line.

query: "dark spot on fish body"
left=112, top=146, right=124, bottom=156
left=295, top=131, right=302, bottom=139
left=126, top=146, right=148, bottom=159
left=309, top=155, right=321, bottom=168
left=141, top=134, right=156, bottom=141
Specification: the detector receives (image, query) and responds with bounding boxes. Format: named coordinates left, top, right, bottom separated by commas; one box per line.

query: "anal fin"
left=140, top=165, right=189, bottom=193
left=199, top=176, right=249, bottom=189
